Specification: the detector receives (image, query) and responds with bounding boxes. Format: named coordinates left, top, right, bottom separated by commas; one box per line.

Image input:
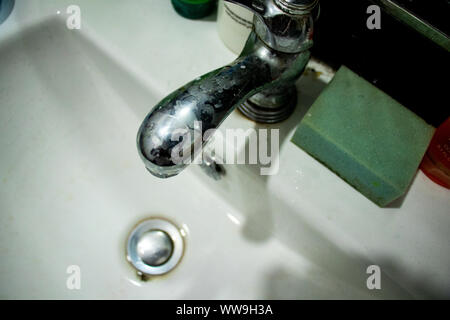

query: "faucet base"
left=238, top=85, right=297, bottom=123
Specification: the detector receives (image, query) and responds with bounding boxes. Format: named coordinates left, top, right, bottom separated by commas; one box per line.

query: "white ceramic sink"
left=1, top=0, right=449, bottom=299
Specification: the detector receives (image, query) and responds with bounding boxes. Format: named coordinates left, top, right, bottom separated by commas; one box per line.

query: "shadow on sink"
left=0, top=17, right=160, bottom=120
left=264, top=256, right=445, bottom=299
left=0, top=16, right=172, bottom=256
left=0, top=16, right=167, bottom=207
left=191, top=68, right=429, bottom=299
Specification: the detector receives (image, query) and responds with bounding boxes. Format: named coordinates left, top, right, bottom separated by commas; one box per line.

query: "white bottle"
left=217, top=0, right=254, bottom=55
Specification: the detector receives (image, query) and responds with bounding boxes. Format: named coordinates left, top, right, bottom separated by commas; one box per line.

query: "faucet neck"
left=228, top=0, right=319, bottom=53
left=274, top=0, right=319, bottom=15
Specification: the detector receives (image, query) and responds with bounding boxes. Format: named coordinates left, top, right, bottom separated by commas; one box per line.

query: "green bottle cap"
left=171, top=0, right=216, bottom=20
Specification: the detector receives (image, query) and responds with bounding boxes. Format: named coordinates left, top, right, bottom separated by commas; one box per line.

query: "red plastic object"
left=420, top=118, right=450, bottom=189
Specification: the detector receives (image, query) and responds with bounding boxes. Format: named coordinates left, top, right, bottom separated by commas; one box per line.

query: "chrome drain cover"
left=127, top=218, right=184, bottom=276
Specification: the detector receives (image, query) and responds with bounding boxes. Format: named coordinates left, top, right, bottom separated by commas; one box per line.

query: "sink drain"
left=127, top=218, right=184, bottom=276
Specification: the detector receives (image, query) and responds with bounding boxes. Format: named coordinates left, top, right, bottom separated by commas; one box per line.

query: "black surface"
left=391, top=0, right=450, bottom=35
left=311, top=0, right=449, bottom=127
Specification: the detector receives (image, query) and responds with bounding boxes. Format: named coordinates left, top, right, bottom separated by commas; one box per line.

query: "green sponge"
left=292, top=66, right=435, bottom=207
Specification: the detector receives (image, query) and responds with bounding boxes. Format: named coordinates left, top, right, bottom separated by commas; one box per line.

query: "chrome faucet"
left=137, top=0, right=320, bottom=178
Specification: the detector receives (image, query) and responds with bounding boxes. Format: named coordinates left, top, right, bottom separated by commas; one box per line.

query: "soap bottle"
left=171, top=0, right=216, bottom=20
left=420, top=117, right=450, bottom=189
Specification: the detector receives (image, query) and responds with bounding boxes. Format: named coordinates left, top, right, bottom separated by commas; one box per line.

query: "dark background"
left=311, top=0, right=449, bottom=127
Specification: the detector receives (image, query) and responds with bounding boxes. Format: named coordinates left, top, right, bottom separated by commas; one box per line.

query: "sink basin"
left=1, top=0, right=449, bottom=299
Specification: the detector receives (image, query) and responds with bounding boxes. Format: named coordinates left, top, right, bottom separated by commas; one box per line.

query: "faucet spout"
left=137, top=0, right=318, bottom=178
